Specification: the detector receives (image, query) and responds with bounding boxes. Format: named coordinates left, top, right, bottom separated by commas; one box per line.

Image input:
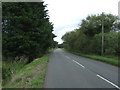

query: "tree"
left=62, top=13, right=118, bottom=56
left=80, top=13, right=117, bottom=37
left=2, top=2, right=55, bottom=62
left=51, top=41, right=58, bottom=48
left=104, top=31, right=118, bottom=55
left=62, top=31, right=76, bottom=50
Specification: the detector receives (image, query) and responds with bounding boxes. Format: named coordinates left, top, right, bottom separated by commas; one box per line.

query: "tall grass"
left=2, top=48, right=54, bottom=88
left=2, top=58, right=28, bottom=86
left=3, top=54, right=50, bottom=88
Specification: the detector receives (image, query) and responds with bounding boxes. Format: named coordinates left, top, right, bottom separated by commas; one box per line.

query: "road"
left=45, top=49, right=119, bottom=88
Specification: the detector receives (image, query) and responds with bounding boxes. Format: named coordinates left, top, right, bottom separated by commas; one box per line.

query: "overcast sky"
left=44, top=0, right=119, bottom=44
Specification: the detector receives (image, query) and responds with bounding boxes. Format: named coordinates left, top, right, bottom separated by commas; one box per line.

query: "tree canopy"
left=2, top=2, right=55, bottom=62
left=62, top=13, right=119, bottom=56
left=80, top=13, right=117, bottom=37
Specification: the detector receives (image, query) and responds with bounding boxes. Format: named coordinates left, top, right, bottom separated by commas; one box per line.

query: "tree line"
left=62, top=13, right=120, bottom=56
left=2, top=2, right=56, bottom=63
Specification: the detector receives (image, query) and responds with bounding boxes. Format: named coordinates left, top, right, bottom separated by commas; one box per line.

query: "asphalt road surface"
left=45, top=48, right=119, bottom=88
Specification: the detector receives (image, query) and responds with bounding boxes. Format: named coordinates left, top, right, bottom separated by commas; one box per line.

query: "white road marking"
left=65, top=54, right=119, bottom=89
left=97, top=74, right=120, bottom=89
left=65, top=56, right=71, bottom=59
left=73, top=60, right=85, bottom=68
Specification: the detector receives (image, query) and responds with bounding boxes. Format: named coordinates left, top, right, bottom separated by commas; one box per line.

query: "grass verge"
left=2, top=61, right=25, bottom=86
left=63, top=49, right=119, bottom=67
left=3, top=54, right=50, bottom=88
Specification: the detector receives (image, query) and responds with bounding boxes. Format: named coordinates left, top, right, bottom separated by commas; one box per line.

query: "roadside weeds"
left=3, top=48, right=55, bottom=88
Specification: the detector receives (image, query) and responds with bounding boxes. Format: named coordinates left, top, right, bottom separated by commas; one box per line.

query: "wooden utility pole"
left=101, top=12, right=104, bottom=56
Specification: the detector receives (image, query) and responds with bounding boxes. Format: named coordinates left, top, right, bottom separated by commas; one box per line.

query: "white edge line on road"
left=73, top=60, right=85, bottom=68
left=97, top=74, right=120, bottom=89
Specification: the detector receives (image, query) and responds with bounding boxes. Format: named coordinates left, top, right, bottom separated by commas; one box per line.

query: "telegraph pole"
left=101, top=12, right=104, bottom=56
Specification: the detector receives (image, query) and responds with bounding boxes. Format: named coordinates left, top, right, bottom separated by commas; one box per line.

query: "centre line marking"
left=97, top=74, right=120, bottom=89
left=65, top=56, right=71, bottom=59
left=73, top=60, right=85, bottom=68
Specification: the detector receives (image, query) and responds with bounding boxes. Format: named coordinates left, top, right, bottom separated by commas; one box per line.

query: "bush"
left=105, top=48, right=116, bottom=55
